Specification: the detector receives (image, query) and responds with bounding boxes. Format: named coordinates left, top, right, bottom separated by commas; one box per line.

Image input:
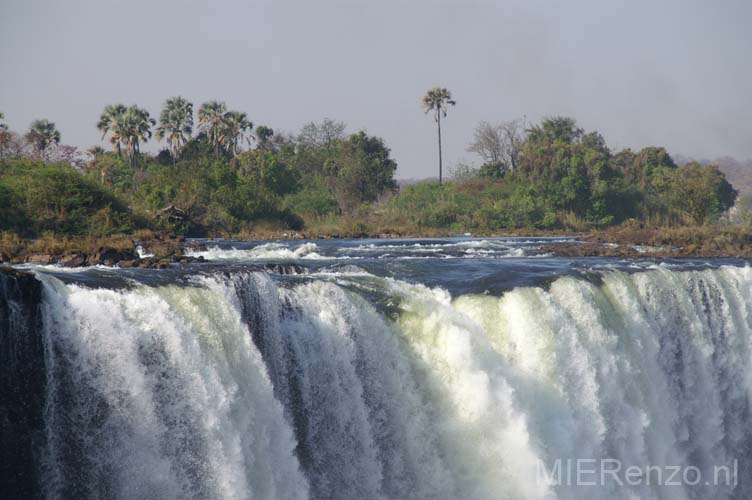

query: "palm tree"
left=120, top=106, right=155, bottom=167
left=421, top=87, right=456, bottom=184
left=255, top=125, right=274, bottom=150
left=198, top=101, right=227, bottom=158
left=97, top=104, right=128, bottom=155
left=155, top=96, right=193, bottom=161
left=220, top=111, right=253, bottom=158
left=25, top=119, right=61, bottom=158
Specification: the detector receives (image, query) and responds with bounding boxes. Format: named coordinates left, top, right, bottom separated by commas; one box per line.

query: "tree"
left=156, top=96, right=193, bottom=161
left=527, top=116, right=583, bottom=145
left=326, top=131, right=398, bottom=212
left=655, top=163, right=737, bottom=224
left=628, top=146, right=677, bottom=188
left=298, top=119, right=346, bottom=149
left=293, top=119, right=348, bottom=176
left=220, top=111, right=253, bottom=158
left=514, top=117, right=633, bottom=224
left=97, top=104, right=154, bottom=168
left=468, top=121, right=504, bottom=165
left=421, top=87, right=455, bottom=184
left=238, top=150, right=300, bottom=196
left=97, top=104, right=128, bottom=156
left=24, top=119, right=61, bottom=159
left=46, top=144, right=86, bottom=170
left=0, top=113, right=21, bottom=159
left=198, top=101, right=227, bottom=158
left=0, top=131, right=27, bottom=160
left=255, top=125, right=274, bottom=150
left=120, top=106, right=156, bottom=168
left=467, top=118, right=526, bottom=176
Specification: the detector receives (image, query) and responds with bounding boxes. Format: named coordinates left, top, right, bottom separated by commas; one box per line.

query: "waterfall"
left=36, top=274, right=308, bottom=500
left=1, top=265, right=750, bottom=499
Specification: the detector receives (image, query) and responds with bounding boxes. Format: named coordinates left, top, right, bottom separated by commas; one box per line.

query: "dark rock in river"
left=117, top=259, right=140, bottom=268
left=0, top=267, right=46, bottom=499
left=59, top=253, right=87, bottom=267
left=90, top=246, right=137, bottom=266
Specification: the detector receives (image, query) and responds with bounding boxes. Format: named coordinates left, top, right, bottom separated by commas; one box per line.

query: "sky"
left=1, top=0, right=750, bottom=178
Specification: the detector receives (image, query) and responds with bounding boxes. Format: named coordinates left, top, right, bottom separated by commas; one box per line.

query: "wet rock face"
left=0, top=267, right=46, bottom=499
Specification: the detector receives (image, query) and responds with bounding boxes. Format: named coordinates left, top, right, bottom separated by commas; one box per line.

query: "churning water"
left=1, top=237, right=750, bottom=499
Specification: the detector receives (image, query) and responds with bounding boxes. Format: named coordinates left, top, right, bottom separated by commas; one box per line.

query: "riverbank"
left=1, top=224, right=750, bottom=267
left=569, top=224, right=752, bottom=259
left=0, top=231, right=205, bottom=268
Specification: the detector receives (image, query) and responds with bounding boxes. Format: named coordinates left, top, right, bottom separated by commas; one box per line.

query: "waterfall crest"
left=1, top=264, right=750, bottom=499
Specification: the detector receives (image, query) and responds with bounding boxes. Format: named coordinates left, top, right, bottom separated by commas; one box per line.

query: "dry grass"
left=589, top=223, right=752, bottom=257
left=556, top=211, right=592, bottom=232
left=0, top=231, right=136, bottom=260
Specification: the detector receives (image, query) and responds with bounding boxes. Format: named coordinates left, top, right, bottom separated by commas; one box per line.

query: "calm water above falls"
left=2, top=237, right=751, bottom=499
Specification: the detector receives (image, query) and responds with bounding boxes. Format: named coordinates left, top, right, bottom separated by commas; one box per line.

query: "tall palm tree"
left=155, top=96, right=193, bottom=161
left=220, top=111, right=253, bottom=158
left=198, top=101, right=227, bottom=158
left=97, top=103, right=128, bottom=155
left=25, top=119, right=61, bottom=158
left=421, top=87, right=456, bottom=184
left=120, top=106, right=155, bottom=167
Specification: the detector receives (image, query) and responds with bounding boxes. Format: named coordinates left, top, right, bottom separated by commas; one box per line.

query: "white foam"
left=186, top=242, right=330, bottom=261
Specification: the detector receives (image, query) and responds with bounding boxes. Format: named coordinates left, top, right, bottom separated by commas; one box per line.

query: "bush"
left=283, top=179, right=338, bottom=217
left=0, top=159, right=137, bottom=236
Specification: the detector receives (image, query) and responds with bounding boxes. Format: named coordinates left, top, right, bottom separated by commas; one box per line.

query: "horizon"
left=2, top=0, right=751, bottom=178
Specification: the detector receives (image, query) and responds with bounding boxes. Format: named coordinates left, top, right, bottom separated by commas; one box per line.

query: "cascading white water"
left=37, top=274, right=308, bottom=500
left=29, top=265, right=751, bottom=499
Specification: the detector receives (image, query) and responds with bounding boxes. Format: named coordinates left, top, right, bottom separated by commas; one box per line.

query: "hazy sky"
left=1, top=0, right=750, bottom=178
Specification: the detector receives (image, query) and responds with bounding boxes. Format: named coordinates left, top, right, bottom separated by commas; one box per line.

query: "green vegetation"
left=337, top=116, right=736, bottom=236
left=0, top=100, right=742, bottom=252
left=0, top=104, right=401, bottom=239
left=0, top=160, right=136, bottom=236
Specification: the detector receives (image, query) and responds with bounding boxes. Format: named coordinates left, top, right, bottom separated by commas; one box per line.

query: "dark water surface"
left=29, top=236, right=749, bottom=296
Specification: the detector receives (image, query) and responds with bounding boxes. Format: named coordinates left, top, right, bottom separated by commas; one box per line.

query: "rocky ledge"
left=540, top=242, right=752, bottom=259
left=6, top=236, right=209, bottom=269
left=21, top=248, right=206, bottom=269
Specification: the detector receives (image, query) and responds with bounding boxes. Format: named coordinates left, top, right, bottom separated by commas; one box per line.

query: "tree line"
left=0, top=99, right=398, bottom=236
left=0, top=90, right=740, bottom=238
left=450, top=115, right=737, bottom=227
